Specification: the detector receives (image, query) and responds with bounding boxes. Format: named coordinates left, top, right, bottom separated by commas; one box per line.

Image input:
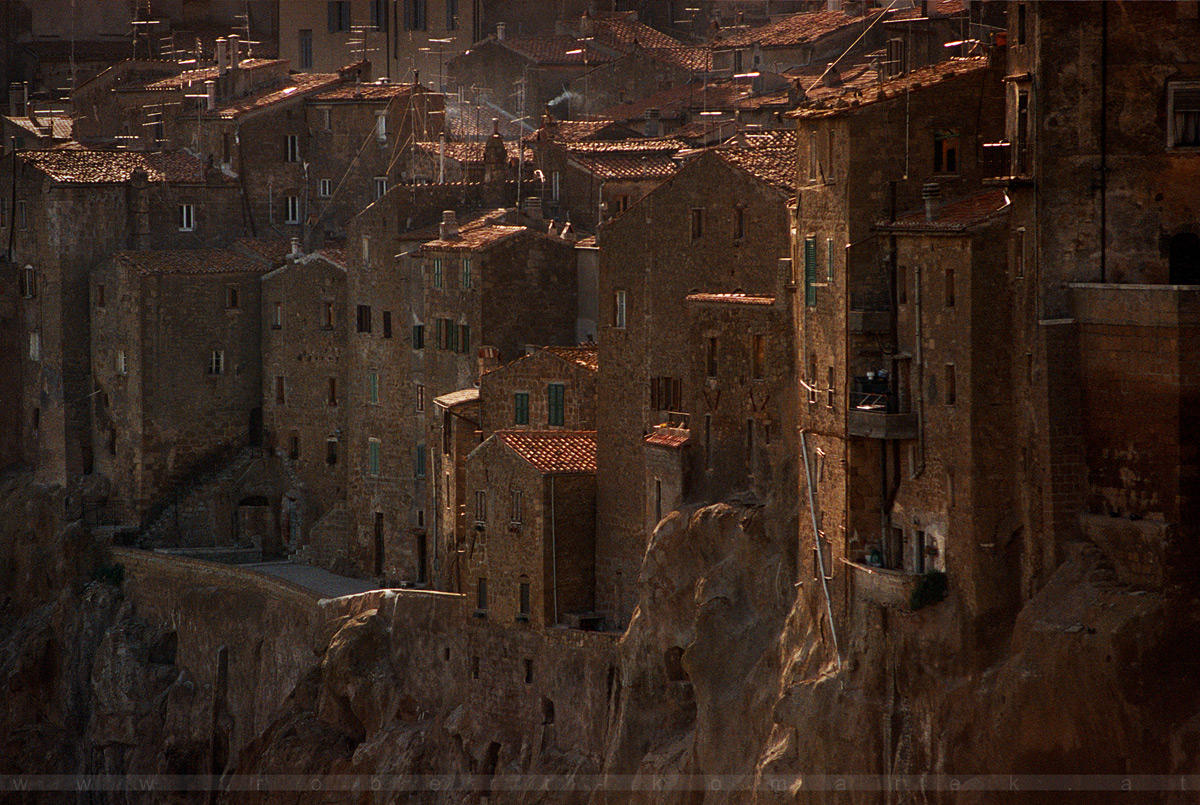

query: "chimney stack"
left=291, top=237, right=302, bottom=257
left=922, top=182, right=942, bottom=221
left=440, top=210, right=460, bottom=240
left=523, top=196, right=543, bottom=221
left=496, top=22, right=506, bottom=40
left=644, top=107, right=661, bottom=137
left=228, top=34, right=240, bottom=69
left=216, top=38, right=228, bottom=74
left=205, top=79, right=216, bottom=111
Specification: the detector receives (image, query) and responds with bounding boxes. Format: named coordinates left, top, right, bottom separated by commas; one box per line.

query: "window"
left=19, top=266, right=35, bottom=298
left=461, top=257, right=472, bottom=289
left=284, top=196, right=300, bottom=224
left=471, top=655, right=480, bottom=678
left=374, top=176, right=388, bottom=200
left=298, top=29, right=313, bottom=68
left=412, top=323, right=424, bottom=349
left=382, top=311, right=392, bottom=338
left=753, top=336, right=765, bottom=380
left=946, top=364, right=956, bottom=406
left=96, top=284, right=106, bottom=308
left=804, top=237, right=817, bottom=307
left=734, top=207, right=745, bottom=241
left=514, top=392, right=530, bottom=425
left=327, top=377, right=338, bottom=406
left=706, top=337, right=718, bottom=377
left=650, top=377, right=682, bottom=411
left=446, top=0, right=458, bottom=29
left=1169, top=83, right=1200, bottom=148
left=0, top=199, right=6, bottom=228
left=1016, top=2, right=1027, bottom=45
left=179, top=203, right=195, bottom=231
left=885, top=37, right=905, bottom=77
left=459, top=323, right=470, bottom=354
left=518, top=581, right=531, bottom=619
left=655, top=478, right=662, bottom=523
left=511, top=489, right=523, bottom=523
left=415, top=443, right=426, bottom=478
left=356, top=304, right=372, bottom=333
left=475, top=490, right=487, bottom=523
left=945, top=269, right=955, bottom=307
left=368, top=371, right=379, bottom=404
left=547, top=383, right=565, bottom=427
left=16, top=200, right=27, bottom=230
left=318, top=178, right=332, bottom=198
left=375, top=111, right=387, bottom=142
left=442, top=412, right=453, bottom=454
left=327, top=0, right=350, bottom=32
left=898, top=265, right=908, bottom=305
left=117, top=350, right=128, bottom=375
left=226, top=284, right=239, bottom=310
left=826, top=238, right=835, bottom=282
left=934, top=133, right=959, bottom=174
left=327, top=439, right=338, bottom=465
left=275, top=376, right=285, bottom=404
left=323, top=301, right=335, bottom=329
left=368, top=438, right=381, bottom=475
left=524, top=658, right=534, bottom=684
left=362, top=235, right=370, bottom=263
left=272, top=301, right=282, bottom=328
left=405, top=0, right=428, bottom=30
left=551, top=171, right=560, bottom=201
left=432, top=258, right=443, bottom=288
left=807, top=355, right=817, bottom=405
left=614, top=290, right=627, bottom=329
left=285, top=134, right=300, bottom=163
left=289, top=433, right=301, bottom=460
left=416, top=383, right=425, bottom=412
left=209, top=350, right=225, bottom=376
left=826, top=367, right=835, bottom=408
left=28, top=331, right=39, bottom=362
left=370, top=0, right=387, bottom=30
left=1014, top=89, right=1030, bottom=174
left=690, top=208, right=704, bottom=240
left=476, top=578, right=487, bottom=612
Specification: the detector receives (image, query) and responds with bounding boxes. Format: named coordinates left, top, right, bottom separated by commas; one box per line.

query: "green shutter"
left=460, top=324, right=470, bottom=354
left=515, top=392, right=529, bottom=425
left=804, top=237, right=817, bottom=307
left=548, top=383, right=565, bottom=426
left=415, top=444, right=426, bottom=478
left=368, top=440, right=380, bottom=475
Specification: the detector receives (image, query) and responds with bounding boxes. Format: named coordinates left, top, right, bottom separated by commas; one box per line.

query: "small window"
left=208, top=350, right=224, bottom=376
left=327, top=0, right=351, bottom=32
left=416, top=383, right=425, bottom=412
left=19, top=266, right=36, bottom=298
left=547, top=383, right=565, bottom=427
left=432, top=258, right=443, bottom=288
left=226, top=285, right=239, bottom=310
left=934, top=133, right=960, bottom=174
left=690, top=208, right=704, bottom=240
left=368, top=371, right=379, bottom=404
left=28, top=331, right=40, bottom=362
left=285, top=134, right=300, bottom=163
left=524, top=658, right=534, bottom=684
left=1016, top=2, right=1027, bottom=45
left=514, top=392, right=529, bottom=425
left=459, top=323, right=470, bottom=354
left=807, top=355, right=817, bottom=405
left=476, top=578, right=487, bottom=612
left=412, top=323, right=424, bottom=349
left=519, top=581, right=531, bottom=618
left=370, top=0, right=387, bottom=31
left=898, top=265, right=908, bottom=305
left=885, top=37, right=905, bottom=77
left=272, top=301, right=282, bottom=329
left=368, top=438, right=381, bottom=475
left=461, top=257, right=472, bottom=289
left=284, top=196, right=300, bottom=224
left=96, top=283, right=106, bottom=308
left=383, top=311, right=392, bottom=338
left=117, top=350, right=128, bottom=375
left=753, top=335, right=765, bottom=379
left=446, top=0, right=458, bottom=29
left=275, top=375, right=286, bottom=404
left=179, top=203, right=195, bottom=231
left=946, top=364, right=956, bottom=406
left=289, top=433, right=301, bottom=460
left=16, top=200, right=27, bottom=230
left=471, top=655, right=480, bottom=678
left=734, top=207, right=745, bottom=241
left=356, top=304, right=372, bottom=333
left=327, top=377, right=338, bottom=406
left=415, top=443, right=426, bottom=478
left=945, top=269, right=955, bottom=307
left=614, top=290, right=627, bottom=329
left=374, top=176, right=388, bottom=200
left=326, top=439, right=338, bottom=465
left=375, top=111, right=387, bottom=142
left=318, top=178, right=332, bottom=198
left=804, top=236, right=817, bottom=307
left=826, top=238, right=835, bottom=282
left=298, top=29, right=313, bottom=69
left=511, top=489, right=523, bottom=523
left=706, top=337, right=717, bottom=378
left=323, top=301, right=335, bottom=329
left=1169, top=83, right=1200, bottom=148
left=475, top=490, right=487, bottom=523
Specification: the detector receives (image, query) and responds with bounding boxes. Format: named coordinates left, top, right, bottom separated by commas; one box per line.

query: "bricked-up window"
left=382, top=311, right=392, bottom=338
left=16, top=200, right=27, bottom=230
left=690, top=208, right=704, bottom=240
left=547, top=383, right=565, bottom=426
left=328, top=0, right=350, bottom=32
left=753, top=336, right=765, bottom=379
left=226, top=285, right=239, bottom=310
left=96, top=284, right=106, bottom=308
left=209, top=350, right=225, bottom=376
left=415, top=443, right=426, bottom=478
left=514, top=392, right=530, bottom=425
left=370, top=0, right=387, bottom=30
left=368, top=371, right=380, bottom=404
left=461, top=257, right=472, bottom=289
left=475, top=490, right=487, bottom=523
left=318, top=178, right=332, bottom=198
left=323, top=301, right=335, bottom=329
left=934, top=132, right=959, bottom=174
left=416, top=383, right=425, bottom=411
left=412, top=323, right=424, bottom=348
left=298, top=29, right=313, bottom=68
left=179, top=203, right=195, bottom=231
left=356, top=304, right=372, bottom=333
left=614, top=290, right=627, bottom=328
left=650, top=377, right=681, bottom=411
left=285, top=134, right=300, bottom=163
left=518, top=580, right=531, bottom=620
left=946, top=364, right=956, bottom=405
left=706, top=337, right=718, bottom=377
left=898, top=265, right=908, bottom=305
left=734, top=206, right=745, bottom=241
left=432, top=258, right=443, bottom=288
left=327, top=377, right=338, bottom=406
left=945, top=269, right=955, bottom=307
left=285, top=196, right=301, bottom=224
left=289, top=433, right=301, bottom=460
left=275, top=376, right=286, bottom=404
left=19, top=266, right=35, bottom=298
left=326, top=439, right=338, bottom=465
left=272, top=301, right=282, bottom=328
left=368, top=438, right=381, bottom=475
left=804, top=237, right=817, bottom=307
left=459, top=323, right=470, bottom=354
left=476, top=578, right=487, bottom=612
left=511, top=489, right=523, bottom=523
left=1169, top=84, right=1200, bottom=148
left=117, top=350, right=128, bottom=375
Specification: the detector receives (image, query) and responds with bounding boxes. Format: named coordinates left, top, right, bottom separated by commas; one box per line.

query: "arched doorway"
left=1169, top=232, right=1200, bottom=284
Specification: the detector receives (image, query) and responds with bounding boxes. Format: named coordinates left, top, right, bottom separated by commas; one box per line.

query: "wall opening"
left=664, top=646, right=687, bottom=683
left=541, top=697, right=555, bottom=725
left=1169, top=232, right=1200, bottom=284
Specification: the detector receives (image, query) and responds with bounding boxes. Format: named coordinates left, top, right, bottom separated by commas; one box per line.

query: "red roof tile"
left=542, top=345, right=599, bottom=372
left=713, top=137, right=797, bottom=192
left=232, top=237, right=294, bottom=264
left=20, top=149, right=218, bottom=184
left=561, top=137, right=686, bottom=180
left=205, top=72, right=343, bottom=119
left=112, top=249, right=270, bottom=276
left=590, top=13, right=684, bottom=51
left=140, top=59, right=282, bottom=90
left=686, top=292, right=776, bottom=305
left=496, top=431, right=597, bottom=475
left=313, top=82, right=418, bottom=101
left=414, top=140, right=530, bottom=164
left=715, top=9, right=884, bottom=49
left=496, top=35, right=614, bottom=66
left=790, top=57, right=989, bottom=118
left=421, top=223, right=528, bottom=251
left=434, top=388, right=480, bottom=408
left=526, top=118, right=637, bottom=143
left=645, top=428, right=691, bottom=448
left=883, top=189, right=1010, bottom=230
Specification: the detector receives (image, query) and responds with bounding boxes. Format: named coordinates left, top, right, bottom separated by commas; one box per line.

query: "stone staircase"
left=294, top=505, right=350, bottom=571
left=139, top=446, right=266, bottom=548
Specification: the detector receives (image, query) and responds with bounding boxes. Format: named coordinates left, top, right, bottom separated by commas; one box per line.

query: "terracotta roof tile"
left=790, top=57, right=989, bottom=118
left=414, top=140, right=530, bottom=164
left=646, top=46, right=714, bottom=72
left=232, top=237, right=294, bottom=264
left=497, top=35, right=614, bottom=66
left=314, top=82, right=418, bottom=101
left=526, top=119, right=635, bottom=143
left=434, top=388, right=480, bottom=408
left=686, top=292, right=776, bottom=305
left=543, top=345, right=599, bottom=372
left=715, top=9, right=884, bottom=49
left=205, top=73, right=343, bottom=118
left=318, top=247, right=348, bottom=266
left=113, top=249, right=270, bottom=276
left=561, top=137, right=686, bottom=180
left=882, top=189, right=1010, bottom=230
left=421, top=223, right=528, bottom=251
left=645, top=428, right=691, bottom=448
left=600, top=81, right=753, bottom=122
left=140, top=59, right=282, bottom=90
left=20, top=149, right=218, bottom=184
left=496, top=431, right=597, bottom=475
left=713, top=138, right=797, bottom=192
left=590, top=13, right=684, bottom=51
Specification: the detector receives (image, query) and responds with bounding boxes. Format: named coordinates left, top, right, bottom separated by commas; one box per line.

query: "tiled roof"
left=645, top=428, right=691, bottom=448
left=527, top=118, right=635, bottom=143
left=543, top=345, right=599, bottom=372
left=232, top=237, right=294, bottom=264
left=205, top=72, right=343, bottom=118
left=575, top=235, right=597, bottom=248
left=713, top=138, right=797, bottom=193
left=444, top=98, right=530, bottom=141
left=889, top=0, right=967, bottom=19
left=413, top=140, right=529, bottom=164
left=435, top=388, right=480, bottom=408
left=646, top=46, right=714, bottom=73
left=140, top=59, right=282, bottom=90
left=600, top=80, right=755, bottom=122
left=686, top=292, right=776, bottom=306
left=590, top=13, right=684, bottom=51
left=20, top=149, right=217, bottom=184
left=112, top=249, right=270, bottom=276
left=496, top=431, right=597, bottom=475
left=561, top=137, right=686, bottom=180
left=883, top=189, right=1010, bottom=231
left=497, top=35, right=614, bottom=66
left=790, top=57, right=989, bottom=118
left=400, top=208, right=512, bottom=242
left=318, top=247, right=348, bottom=266
left=421, top=222, right=528, bottom=251
left=715, top=9, right=884, bottom=48
left=313, top=82, right=417, bottom=101
left=4, top=115, right=73, bottom=140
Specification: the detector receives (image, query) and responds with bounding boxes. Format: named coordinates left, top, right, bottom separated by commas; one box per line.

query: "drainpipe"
left=550, top=476, right=559, bottom=626
left=1099, top=1, right=1108, bottom=283
left=914, top=265, right=925, bottom=476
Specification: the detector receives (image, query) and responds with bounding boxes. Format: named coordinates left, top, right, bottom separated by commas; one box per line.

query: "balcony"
left=846, top=560, right=946, bottom=611
left=849, top=291, right=890, bottom=334
left=848, top=382, right=917, bottom=440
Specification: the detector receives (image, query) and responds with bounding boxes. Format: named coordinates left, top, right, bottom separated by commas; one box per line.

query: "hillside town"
left=2, top=0, right=1200, bottom=799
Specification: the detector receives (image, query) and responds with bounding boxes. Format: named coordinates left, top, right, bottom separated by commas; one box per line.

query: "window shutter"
left=804, top=237, right=817, bottom=307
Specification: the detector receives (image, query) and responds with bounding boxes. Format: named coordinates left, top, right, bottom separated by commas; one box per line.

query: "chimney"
left=524, top=196, right=543, bottom=221
left=827, top=0, right=841, bottom=10
left=22, top=83, right=29, bottom=117
left=496, top=22, right=506, bottom=40
left=922, top=182, right=941, bottom=221
left=821, top=63, right=843, bottom=87
left=205, top=79, right=216, bottom=111
left=644, top=107, right=661, bottom=137
left=438, top=132, right=446, bottom=184
left=440, top=210, right=460, bottom=240
left=228, top=34, right=241, bottom=69
left=216, top=38, right=228, bottom=74
left=478, top=345, right=501, bottom=376
left=290, top=237, right=302, bottom=257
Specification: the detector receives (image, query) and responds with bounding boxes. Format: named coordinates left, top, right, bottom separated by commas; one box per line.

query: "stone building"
left=595, top=137, right=796, bottom=625
left=260, top=248, right=349, bottom=566
left=478, top=345, right=598, bottom=437
left=461, top=430, right=597, bottom=629
left=431, top=387, right=481, bottom=591
left=564, top=42, right=714, bottom=118
left=408, top=139, right=527, bottom=184
left=710, top=7, right=888, bottom=76
left=90, top=249, right=271, bottom=523
left=0, top=149, right=242, bottom=486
